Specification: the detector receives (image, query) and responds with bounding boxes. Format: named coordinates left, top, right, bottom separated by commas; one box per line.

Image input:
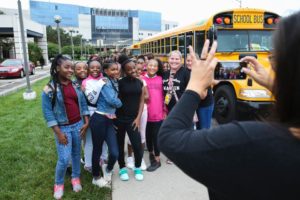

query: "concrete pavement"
left=112, top=151, right=209, bottom=200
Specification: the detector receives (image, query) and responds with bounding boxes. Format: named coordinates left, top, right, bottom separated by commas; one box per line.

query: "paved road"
left=0, top=65, right=50, bottom=96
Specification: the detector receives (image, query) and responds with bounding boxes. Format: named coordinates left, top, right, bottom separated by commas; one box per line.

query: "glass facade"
left=136, top=11, right=161, bottom=31
left=95, top=16, right=128, bottom=30
left=30, top=0, right=90, bottom=27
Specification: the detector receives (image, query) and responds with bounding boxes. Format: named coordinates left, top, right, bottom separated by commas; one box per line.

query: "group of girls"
left=41, top=52, right=165, bottom=199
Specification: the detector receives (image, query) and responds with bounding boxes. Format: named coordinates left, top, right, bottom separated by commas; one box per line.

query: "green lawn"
left=0, top=79, right=111, bottom=200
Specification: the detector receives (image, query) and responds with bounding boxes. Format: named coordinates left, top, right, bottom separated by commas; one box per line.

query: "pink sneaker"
left=71, top=178, right=82, bottom=192
left=53, top=184, right=64, bottom=199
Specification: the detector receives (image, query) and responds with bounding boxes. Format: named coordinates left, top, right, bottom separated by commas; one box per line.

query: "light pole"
left=54, top=15, right=62, bottom=54
left=17, top=0, right=36, bottom=100
left=69, top=30, right=75, bottom=60
left=235, top=0, right=242, bottom=8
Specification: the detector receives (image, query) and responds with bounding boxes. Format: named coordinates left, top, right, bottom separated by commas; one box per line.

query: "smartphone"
left=214, top=61, right=247, bottom=80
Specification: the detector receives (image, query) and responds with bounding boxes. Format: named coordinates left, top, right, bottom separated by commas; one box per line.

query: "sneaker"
left=92, top=177, right=108, bottom=188
left=149, top=153, right=155, bottom=165
left=146, top=161, right=161, bottom=172
left=126, top=156, right=134, bottom=169
left=119, top=168, right=129, bottom=181
left=53, top=184, right=64, bottom=199
left=134, top=168, right=144, bottom=181
left=84, top=166, right=92, bottom=173
left=141, top=159, right=147, bottom=171
left=71, top=178, right=82, bottom=192
left=102, top=164, right=112, bottom=183
left=80, top=158, right=85, bottom=165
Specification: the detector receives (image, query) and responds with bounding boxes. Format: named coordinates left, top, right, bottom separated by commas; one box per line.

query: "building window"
left=165, top=24, right=169, bottom=30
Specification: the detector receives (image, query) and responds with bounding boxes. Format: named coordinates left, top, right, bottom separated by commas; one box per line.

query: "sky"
left=0, top=0, right=300, bottom=26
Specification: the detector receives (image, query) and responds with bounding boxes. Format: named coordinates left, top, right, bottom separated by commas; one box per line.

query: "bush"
left=28, top=42, right=43, bottom=66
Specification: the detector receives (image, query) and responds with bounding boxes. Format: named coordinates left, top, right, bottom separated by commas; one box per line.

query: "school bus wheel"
left=214, top=85, right=237, bottom=124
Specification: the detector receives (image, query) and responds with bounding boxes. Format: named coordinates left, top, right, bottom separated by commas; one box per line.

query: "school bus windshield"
left=217, top=30, right=273, bottom=52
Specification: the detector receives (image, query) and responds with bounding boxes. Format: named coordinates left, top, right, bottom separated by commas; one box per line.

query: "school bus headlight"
left=240, top=89, right=271, bottom=98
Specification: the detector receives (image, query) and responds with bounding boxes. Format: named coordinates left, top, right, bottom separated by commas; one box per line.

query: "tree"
left=46, top=26, right=72, bottom=47
left=28, top=42, right=43, bottom=65
left=47, top=42, right=58, bottom=59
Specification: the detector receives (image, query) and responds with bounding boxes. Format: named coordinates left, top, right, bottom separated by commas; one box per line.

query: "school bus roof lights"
left=265, top=17, right=280, bottom=25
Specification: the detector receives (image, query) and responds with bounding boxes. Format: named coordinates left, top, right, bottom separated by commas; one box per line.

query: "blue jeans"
left=197, top=104, right=214, bottom=129
left=55, top=120, right=83, bottom=184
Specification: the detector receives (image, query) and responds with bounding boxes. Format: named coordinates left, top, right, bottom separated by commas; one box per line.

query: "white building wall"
left=132, top=17, right=139, bottom=42
left=161, top=20, right=179, bottom=31
left=78, top=14, right=92, bottom=40
left=138, top=30, right=159, bottom=40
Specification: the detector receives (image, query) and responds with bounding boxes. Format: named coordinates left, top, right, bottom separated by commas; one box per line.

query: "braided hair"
left=48, top=54, right=71, bottom=109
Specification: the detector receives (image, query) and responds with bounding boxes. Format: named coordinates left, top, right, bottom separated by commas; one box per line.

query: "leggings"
left=116, top=120, right=143, bottom=169
left=90, top=113, right=119, bottom=177
left=146, top=121, right=162, bottom=157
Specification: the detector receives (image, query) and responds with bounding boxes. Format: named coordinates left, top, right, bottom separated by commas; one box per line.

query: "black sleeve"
left=158, top=90, right=254, bottom=188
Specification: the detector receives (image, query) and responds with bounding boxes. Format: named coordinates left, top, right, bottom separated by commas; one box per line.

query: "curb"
left=0, top=74, right=50, bottom=97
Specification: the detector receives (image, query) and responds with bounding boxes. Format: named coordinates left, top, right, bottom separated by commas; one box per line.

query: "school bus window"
left=217, top=30, right=248, bottom=52
left=195, top=31, right=205, bottom=56
left=186, top=33, right=193, bottom=53
left=171, top=36, right=178, bottom=51
left=158, top=40, right=161, bottom=54
left=161, top=39, right=165, bottom=54
left=155, top=41, right=158, bottom=54
left=179, top=35, right=185, bottom=54
left=166, top=37, right=170, bottom=54
left=249, top=30, right=273, bottom=51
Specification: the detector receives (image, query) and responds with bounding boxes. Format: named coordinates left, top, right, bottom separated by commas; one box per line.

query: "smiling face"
left=168, top=51, right=182, bottom=71
left=147, top=59, right=158, bottom=77
left=57, top=59, right=74, bottom=81
left=186, top=54, right=192, bottom=70
left=88, top=61, right=101, bottom=78
left=124, top=61, right=137, bottom=78
left=74, top=62, right=87, bottom=79
left=104, top=63, right=119, bottom=79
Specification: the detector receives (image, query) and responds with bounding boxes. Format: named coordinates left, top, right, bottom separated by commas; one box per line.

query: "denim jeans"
left=197, top=104, right=214, bottom=129
left=90, top=113, right=119, bottom=177
left=55, top=120, right=83, bottom=184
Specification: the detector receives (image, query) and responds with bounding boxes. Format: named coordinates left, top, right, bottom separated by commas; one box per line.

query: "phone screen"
left=214, top=61, right=247, bottom=80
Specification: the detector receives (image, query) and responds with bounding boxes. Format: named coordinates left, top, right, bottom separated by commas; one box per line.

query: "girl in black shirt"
left=116, top=55, right=145, bottom=181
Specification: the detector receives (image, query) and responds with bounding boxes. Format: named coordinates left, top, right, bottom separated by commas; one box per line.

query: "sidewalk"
left=112, top=151, right=209, bottom=200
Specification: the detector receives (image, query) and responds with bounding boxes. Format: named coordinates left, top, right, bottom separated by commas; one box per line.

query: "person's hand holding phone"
left=186, top=40, right=218, bottom=99
left=240, top=56, right=274, bottom=91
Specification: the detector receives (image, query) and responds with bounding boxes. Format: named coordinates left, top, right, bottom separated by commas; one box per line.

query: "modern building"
left=29, top=0, right=173, bottom=49
left=0, top=8, right=48, bottom=63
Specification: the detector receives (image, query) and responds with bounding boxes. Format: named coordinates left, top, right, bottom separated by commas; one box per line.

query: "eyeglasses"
left=137, top=61, right=144, bottom=64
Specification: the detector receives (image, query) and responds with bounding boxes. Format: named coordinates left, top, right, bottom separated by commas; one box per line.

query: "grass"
left=0, top=78, right=111, bottom=200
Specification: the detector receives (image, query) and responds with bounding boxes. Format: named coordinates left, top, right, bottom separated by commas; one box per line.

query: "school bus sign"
left=233, top=13, right=264, bottom=28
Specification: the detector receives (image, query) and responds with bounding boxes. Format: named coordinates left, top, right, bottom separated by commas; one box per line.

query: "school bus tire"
left=214, top=85, right=237, bottom=124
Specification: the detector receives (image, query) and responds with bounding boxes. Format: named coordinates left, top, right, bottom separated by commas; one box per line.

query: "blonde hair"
left=168, top=50, right=182, bottom=59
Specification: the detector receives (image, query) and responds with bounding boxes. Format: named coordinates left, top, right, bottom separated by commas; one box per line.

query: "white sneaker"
left=92, top=177, right=108, bottom=188
left=126, top=156, right=134, bottom=169
left=102, top=164, right=112, bottom=183
left=141, top=159, right=147, bottom=171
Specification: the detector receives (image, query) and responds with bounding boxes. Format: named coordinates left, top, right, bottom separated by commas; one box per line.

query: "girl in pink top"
left=142, top=58, right=164, bottom=172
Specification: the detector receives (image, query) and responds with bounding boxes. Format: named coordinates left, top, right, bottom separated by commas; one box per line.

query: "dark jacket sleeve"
left=158, top=90, right=252, bottom=188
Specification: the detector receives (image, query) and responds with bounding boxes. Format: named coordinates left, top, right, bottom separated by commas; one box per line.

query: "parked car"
left=0, top=59, right=35, bottom=78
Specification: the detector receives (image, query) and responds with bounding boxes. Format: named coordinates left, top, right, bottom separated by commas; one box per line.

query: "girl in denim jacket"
left=42, top=55, right=89, bottom=200
left=89, top=62, right=122, bottom=188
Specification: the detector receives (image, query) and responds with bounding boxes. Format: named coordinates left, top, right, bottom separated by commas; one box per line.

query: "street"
left=0, top=65, right=50, bottom=96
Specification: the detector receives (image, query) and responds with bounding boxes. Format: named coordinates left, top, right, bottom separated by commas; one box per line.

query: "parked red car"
left=0, top=59, right=35, bottom=78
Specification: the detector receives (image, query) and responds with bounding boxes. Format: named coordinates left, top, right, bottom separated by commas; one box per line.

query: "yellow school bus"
left=138, top=8, right=280, bottom=123
left=121, top=43, right=141, bottom=57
